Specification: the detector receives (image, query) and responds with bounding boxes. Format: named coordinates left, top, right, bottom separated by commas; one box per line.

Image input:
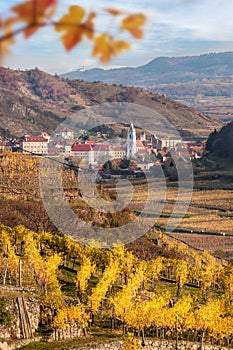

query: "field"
left=102, top=177, right=233, bottom=258
left=0, top=152, right=232, bottom=258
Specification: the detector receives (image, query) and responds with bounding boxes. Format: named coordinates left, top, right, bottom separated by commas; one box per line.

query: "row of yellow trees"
left=1, top=223, right=233, bottom=348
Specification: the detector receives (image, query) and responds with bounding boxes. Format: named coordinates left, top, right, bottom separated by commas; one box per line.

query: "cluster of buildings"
left=0, top=125, right=205, bottom=168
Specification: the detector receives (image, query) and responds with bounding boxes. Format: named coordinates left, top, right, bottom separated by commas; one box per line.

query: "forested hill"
left=206, top=122, right=233, bottom=160
left=0, top=67, right=222, bottom=138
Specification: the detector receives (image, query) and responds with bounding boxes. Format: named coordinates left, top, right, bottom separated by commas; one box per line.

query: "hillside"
left=61, top=52, right=233, bottom=122
left=206, top=121, right=233, bottom=160
left=0, top=67, right=222, bottom=138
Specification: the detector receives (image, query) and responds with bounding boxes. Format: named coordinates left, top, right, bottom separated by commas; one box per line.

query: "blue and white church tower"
left=126, top=123, right=136, bottom=158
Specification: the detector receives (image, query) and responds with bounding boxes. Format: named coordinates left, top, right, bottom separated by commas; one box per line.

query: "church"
left=126, top=123, right=137, bottom=158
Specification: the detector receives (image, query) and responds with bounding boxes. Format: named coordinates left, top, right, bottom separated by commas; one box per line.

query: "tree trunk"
left=176, top=278, right=181, bottom=298
left=141, top=327, right=146, bottom=346
left=200, top=330, right=205, bottom=350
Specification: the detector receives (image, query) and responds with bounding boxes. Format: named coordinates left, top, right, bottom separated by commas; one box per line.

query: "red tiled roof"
left=71, top=144, right=92, bottom=152
left=92, top=144, right=110, bottom=151
left=111, top=146, right=125, bottom=152
left=136, top=140, right=144, bottom=147
left=24, top=136, right=48, bottom=142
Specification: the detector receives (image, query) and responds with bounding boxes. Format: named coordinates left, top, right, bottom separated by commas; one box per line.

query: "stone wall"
left=0, top=339, right=231, bottom=350
left=69, top=340, right=230, bottom=350
left=49, top=324, right=84, bottom=341
left=0, top=287, right=40, bottom=340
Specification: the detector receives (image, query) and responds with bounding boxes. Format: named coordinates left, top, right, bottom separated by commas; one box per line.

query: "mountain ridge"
left=61, top=51, right=233, bottom=84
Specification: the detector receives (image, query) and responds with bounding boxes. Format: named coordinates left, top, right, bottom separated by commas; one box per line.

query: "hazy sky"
left=1, top=0, right=233, bottom=73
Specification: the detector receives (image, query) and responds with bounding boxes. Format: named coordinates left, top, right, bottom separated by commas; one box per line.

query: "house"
left=136, top=139, right=145, bottom=152
left=110, top=146, right=126, bottom=160
left=61, top=128, right=74, bottom=140
left=161, top=139, right=181, bottom=148
left=64, top=140, right=76, bottom=155
left=92, top=144, right=111, bottom=163
left=22, top=135, right=49, bottom=155
left=0, top=140, right=14, bottom=152
left=71, top=143, right=94, bottom=163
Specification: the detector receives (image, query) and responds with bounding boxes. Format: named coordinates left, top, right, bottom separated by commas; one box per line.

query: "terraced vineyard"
left=102, top=179, right=233, bottom=258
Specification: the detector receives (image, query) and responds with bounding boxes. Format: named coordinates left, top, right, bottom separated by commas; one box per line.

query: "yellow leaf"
left=113, top=40, right=131, bottom=54
left=92, top=34, right=130, bottom=62
left=121, top=13, right=146, bottom=39
left=11, top=0, right=57, bottom=38
left=0, top=18, right=16, bottom=56
left=55, top=6, right=95, bottom=51
left=104, top=8, right=122, bottom=16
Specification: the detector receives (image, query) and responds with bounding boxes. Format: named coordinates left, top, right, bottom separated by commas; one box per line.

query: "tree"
left=193, top=299, right=224, bottom=349
left=146, top=257, right=164, bottom=291
left=166, top=295, right=193, bottom=348
left=0, top=228, right=19, bottom=285
left=24, top=232, right=61, bottom=294
left=88, top=254, right=120, bottom=317
left=0, top=0, right=146, bottom=63
left=206, top=129, right=217, bottom=152
left=199, top=251, right=221, bottom=301
left=76, top=256, right=96, bottom=302
left=109, top=261, right=146, bottom=335
left=174, top=259, right=189, bottom=298
left=52, top=304, right=89, bottom=333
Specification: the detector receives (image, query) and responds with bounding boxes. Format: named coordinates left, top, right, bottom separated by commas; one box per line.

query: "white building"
left=110, top=146, right=126, bottom=160
left=22, top=135, right=48, bottom=154
left=92, top=144, right=111, bottom=163
left=126, top=123, right=136, bottom=158
left=161, top=139, right=181, bottom=148
left=61, top=128, right=74, bottom=140
left=71, top=143, right=94, bottom=163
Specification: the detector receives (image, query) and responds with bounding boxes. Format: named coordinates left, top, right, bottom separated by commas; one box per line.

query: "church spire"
left=126, top=123, right=136, bottom=158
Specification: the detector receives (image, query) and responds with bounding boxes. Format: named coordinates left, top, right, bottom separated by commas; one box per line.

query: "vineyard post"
left=18, top=257, right=22, bottom=287
left=175, top=313, right=178, bottom=350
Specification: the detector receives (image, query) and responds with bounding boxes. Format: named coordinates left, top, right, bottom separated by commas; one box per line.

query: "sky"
left=1, top=0, right=233, bottom=74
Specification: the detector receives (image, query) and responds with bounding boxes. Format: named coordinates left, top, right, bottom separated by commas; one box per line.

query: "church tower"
left=126, top=123, right=136, bottom=158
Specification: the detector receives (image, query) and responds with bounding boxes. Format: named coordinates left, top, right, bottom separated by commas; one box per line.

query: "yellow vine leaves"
left=0, top=0, right=147, bottom=62
left=55, top=6, right=95, bottom=51
left=11, top=0, right=57, bottom=38
left=121, top=13, right=146, bottom=39
left=92, top=34, right=130, bottom=63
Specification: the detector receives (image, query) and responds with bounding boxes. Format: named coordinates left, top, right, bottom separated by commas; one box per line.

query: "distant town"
left=0, top=123, right=205, bottom=178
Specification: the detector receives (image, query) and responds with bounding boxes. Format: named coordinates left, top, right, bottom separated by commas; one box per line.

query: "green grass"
left=58, top=266, right=77, bottom=297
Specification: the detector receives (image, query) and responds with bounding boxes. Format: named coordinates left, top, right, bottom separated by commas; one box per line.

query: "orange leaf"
left=104, top=8, right=122, bottom=16
left=92, top=33, right=130, bottom=62
left=55, top=6, right=95, bottom=51
left=113, top=40, right=131, bottom=54
left=0, top=18, right=16, bottom=56
left=11, top=0, right=57, bottom=38
left=121, top=13, right=146, bottom=39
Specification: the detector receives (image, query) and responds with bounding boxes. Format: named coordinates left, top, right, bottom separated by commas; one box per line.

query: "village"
left=0, top=123, right=205, bottom=178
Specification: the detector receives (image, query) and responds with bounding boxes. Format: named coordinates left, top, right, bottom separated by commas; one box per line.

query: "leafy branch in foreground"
left=0, top=0, right=147, bottom=62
